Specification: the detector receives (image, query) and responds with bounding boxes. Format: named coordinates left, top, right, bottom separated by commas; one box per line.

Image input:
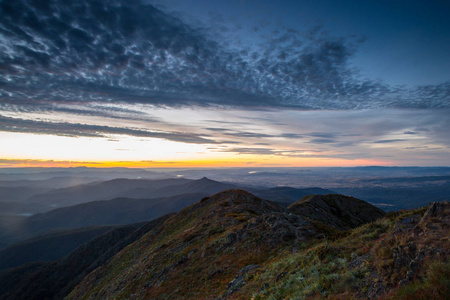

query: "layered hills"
left=0, top=178, right=333, bottom=249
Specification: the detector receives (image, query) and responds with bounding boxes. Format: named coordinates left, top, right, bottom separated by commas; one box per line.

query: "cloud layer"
left=1, top=0, right=449, bottom=113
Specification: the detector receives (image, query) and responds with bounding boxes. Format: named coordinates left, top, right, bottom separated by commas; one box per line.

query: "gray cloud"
left=219, top=147, right=323, bottom=157
left=0, top=115, right=216, bottom=144
left=1, top=0, right=449, bottom=116
left=373, top=139, right=407, bottom=144
left=223, top=147, right=276, bottom=155
left=309, top=138, right=336, bottom=144
left=308, top=132, right=337, bottom=138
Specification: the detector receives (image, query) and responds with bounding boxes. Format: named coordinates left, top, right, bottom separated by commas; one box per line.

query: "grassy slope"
left=66, top=193, right=449, bottom=300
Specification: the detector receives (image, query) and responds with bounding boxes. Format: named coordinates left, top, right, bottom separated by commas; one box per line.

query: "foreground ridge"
left=63, top=191, right=448, bottom=299
left=0, top=190, right=447, bottom=299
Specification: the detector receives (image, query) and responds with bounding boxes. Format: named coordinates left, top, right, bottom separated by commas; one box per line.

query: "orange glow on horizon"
left=0, top=157, right=392, bottom=168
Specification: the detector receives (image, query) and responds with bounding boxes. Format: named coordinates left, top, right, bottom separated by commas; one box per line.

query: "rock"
left=349, top=253, right=370, bottom=270
left=393, top=242, right=417, bottom=271
left=367, top=281, right=386, bottom=300
left=222, top=264, right=260, bottom=297
left=238, top=212, right=316, bottom=247
left=422, top=201, right=448, bottom=218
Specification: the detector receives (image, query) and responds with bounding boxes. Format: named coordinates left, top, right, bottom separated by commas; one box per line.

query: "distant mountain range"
left=0, top=178, right=333, bottom=248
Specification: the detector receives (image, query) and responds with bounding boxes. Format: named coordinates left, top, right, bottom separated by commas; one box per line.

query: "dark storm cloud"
left=1, top=0, right=449, bottom=115
left=0, top=115, right=216, bottom=144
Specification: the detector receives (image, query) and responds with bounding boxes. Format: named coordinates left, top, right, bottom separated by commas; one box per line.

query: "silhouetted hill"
left=288, top=194, right=386, bottom=230
left=17, top=193, right=206, bottom=238
left=25, top=178, right=191, bottom=207
left=0, top=186, right=50, bottom=203
left=0, top=176, right=100, bottom=189
left=144, top=177, right=239, bottom=198
left=0, top=167, right=163, bottom=181
left=0, top=178, right=237, bottom=247
left=0, top=226, right=115, bottom=271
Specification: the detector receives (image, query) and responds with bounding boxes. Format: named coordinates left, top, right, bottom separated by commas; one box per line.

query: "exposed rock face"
left=288, top=194, right=386, bottom=230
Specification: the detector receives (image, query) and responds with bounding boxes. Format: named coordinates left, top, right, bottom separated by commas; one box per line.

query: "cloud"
left=1, top=0, right=448, bottom=115
left=223, top=131, right=274, bottom=138
left=0, top=115, right=216, bottom=144
left=373, top=139, right=407, bottom=144
left=219, top=147, right=323, bottom=157
left=309, top=138, right=336, bottom=144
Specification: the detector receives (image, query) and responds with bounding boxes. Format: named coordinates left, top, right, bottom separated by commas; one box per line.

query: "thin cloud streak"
left=0, top=115, right=217, bottom=144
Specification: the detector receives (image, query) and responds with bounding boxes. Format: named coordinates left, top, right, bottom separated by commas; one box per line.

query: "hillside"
left=66, top=191, right=448, bottom=300
left=15, top=193, right=207, bottom=238
left=0, top=226, right=115, bottom=271
left=0, top=190, right=448, bottom=299
left=288, top=194, right=386, bottom=230
left=0, top=215, right=172, bottom=300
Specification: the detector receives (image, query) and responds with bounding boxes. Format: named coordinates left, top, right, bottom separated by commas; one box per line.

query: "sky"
left=0, top=0, right=449, bottom=168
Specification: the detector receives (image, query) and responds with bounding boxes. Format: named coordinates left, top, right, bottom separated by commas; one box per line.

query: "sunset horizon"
left=1, top=0, right=449, bottom=167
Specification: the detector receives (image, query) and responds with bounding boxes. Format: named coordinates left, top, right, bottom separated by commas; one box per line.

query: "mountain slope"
left=1, top=190, right=447, bottom=299
left=0, top=215, right=172, bottom=300
left=288, top=194, right=386, bottom=230
left=0, top=193, right=206, bottom=248
left=66, top=191, right=448, bottom=300
left=17, top=193, right=206, bottom=237
left=0, top=178, right=239, bottom=247
left=0, top=225, right=116, bottom=271
left=67, top=190, right=320, bottom=299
